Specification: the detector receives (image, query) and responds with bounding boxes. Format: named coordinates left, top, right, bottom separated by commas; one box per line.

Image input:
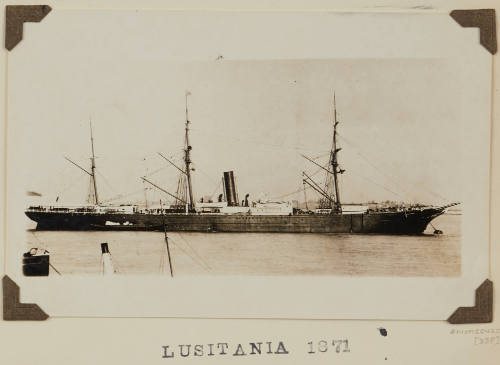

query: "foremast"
left=301, top=93, right=345, bottom=213
left=184, top=91, right=195, bottom=210
left=331, top=93, right=343, bottom=213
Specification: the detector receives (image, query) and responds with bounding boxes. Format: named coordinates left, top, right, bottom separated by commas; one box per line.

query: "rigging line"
left=339, top=134, right=449, bottom=201
left=100, top=188, right=147, bottom=203
left=270, top=184, right=312, bottom=200
left=160, top=245, right=169, bottom=275
left=338, top=133, right=404, bottom=178
left=191, top=129, right=321, bottom=153
left=208, top=180, right=222, bottom=200
left=310, top=151, right=332, bottom=160
left=141, top=177, right=187, bottom=204
left=141, top=150, right=184, bottom=161
left=175, top=233, right=212, bottom=270
left=168, top=238, right=210, bottom=272
left=303, top=165, right=328, bottom=180
left=269, top=166, right=325, bottom=201
left=95, top=169, right=116, bottom=194
left=49, top=262, right=62, bottom=276
left=44, top=164, right=72, bottom=198
left=155, top=150, right=180, bottom=158
left=301, top=154, right=334, bottom=176
left=143, top=165, right=169, bottom=178
left=158, top=205, right=168, bottom=274
left=193, top=165, right=219, bottom=186
left=30, top=231, right=46, bottom=248
left=51, top=164, right=71, bottom=185
left=405, top=181, right=449, bottom=202
left=64, top=156, right=92, bottom=176
left=158, top=152, right=186, bottom=175
left=303, top=172, right=333, bottom=201
left=336, top=133, right=411, bottom=195
left=175, top=233, right=211, bottom=270
left=55, top=174, right=86, bottom=197
left=303, top=178, right=333, bottom=203
left=346, top=169, right=405, bottom=199
left=159, top=249, right=164, bottom=273
left=156, top=150, right=185, bottom=164
left=111, top=256, right=120, bottom=274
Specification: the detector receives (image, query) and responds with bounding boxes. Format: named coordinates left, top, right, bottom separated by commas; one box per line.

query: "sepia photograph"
left=21, top=58, right=463, bottom=277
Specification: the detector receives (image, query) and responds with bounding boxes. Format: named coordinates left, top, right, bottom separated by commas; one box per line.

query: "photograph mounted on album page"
left=0, top=4, right=495, bottom=320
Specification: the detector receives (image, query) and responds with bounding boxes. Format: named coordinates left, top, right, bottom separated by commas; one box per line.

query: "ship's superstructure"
left=25, top=93, right=458, bottom=234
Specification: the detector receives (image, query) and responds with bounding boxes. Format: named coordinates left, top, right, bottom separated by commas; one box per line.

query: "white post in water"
left=101, top=242, right=115, bottom=275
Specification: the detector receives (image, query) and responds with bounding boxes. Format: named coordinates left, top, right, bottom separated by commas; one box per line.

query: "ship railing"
left=26, top=205, right=135, bottom=214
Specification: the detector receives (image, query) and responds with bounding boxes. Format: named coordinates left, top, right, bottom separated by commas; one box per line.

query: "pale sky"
left=8, top=10, right=471, bottom=207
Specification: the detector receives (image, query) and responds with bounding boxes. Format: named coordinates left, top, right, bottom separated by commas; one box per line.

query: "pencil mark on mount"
left=412, top=5, right=434, bottom=10
left=378, top=328, right=388, bottom=337
left=370, top=5, right=434, bottom=10
left=25, top=92, right=459, bottom=234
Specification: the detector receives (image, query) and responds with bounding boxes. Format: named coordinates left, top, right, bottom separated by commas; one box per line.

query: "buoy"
left=430, top=222, right=443, bottom=235
left=101, top=242, right=115, bottom=275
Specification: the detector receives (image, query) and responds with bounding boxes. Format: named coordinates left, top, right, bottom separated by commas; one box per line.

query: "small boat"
left=23, top=248, right=50, bottom=276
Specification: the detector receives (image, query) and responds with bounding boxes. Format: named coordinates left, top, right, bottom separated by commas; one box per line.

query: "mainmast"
left=331, top=93, right=343, bottom=212
left=301, top=93, right=345, bottom=213
left=184, top=91, right=195, bottom=210
left=89, top=119, right=99, bottom=205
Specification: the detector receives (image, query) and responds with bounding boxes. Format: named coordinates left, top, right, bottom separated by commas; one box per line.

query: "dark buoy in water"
left=430, top=222, right=443, bottom=235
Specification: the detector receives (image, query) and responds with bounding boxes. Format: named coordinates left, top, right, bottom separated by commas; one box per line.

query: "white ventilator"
left=101, top=242, right=115, bottom=275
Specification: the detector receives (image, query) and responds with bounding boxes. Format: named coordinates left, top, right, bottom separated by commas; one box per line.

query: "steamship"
left=25, top=94, right=458, bottom=234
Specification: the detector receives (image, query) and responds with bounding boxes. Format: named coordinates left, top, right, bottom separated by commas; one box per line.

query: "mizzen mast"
left=184, top=91, right=195, bottom=210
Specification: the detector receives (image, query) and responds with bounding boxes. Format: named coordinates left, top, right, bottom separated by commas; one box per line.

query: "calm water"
left=25, top=214, right=461, bottom=277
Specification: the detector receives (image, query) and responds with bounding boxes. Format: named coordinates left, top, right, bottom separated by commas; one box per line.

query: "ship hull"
left=26, top=208, right=444, bottom=234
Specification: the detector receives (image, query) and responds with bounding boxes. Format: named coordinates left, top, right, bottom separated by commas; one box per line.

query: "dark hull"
left=26, top=208, right=444, bottom=234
